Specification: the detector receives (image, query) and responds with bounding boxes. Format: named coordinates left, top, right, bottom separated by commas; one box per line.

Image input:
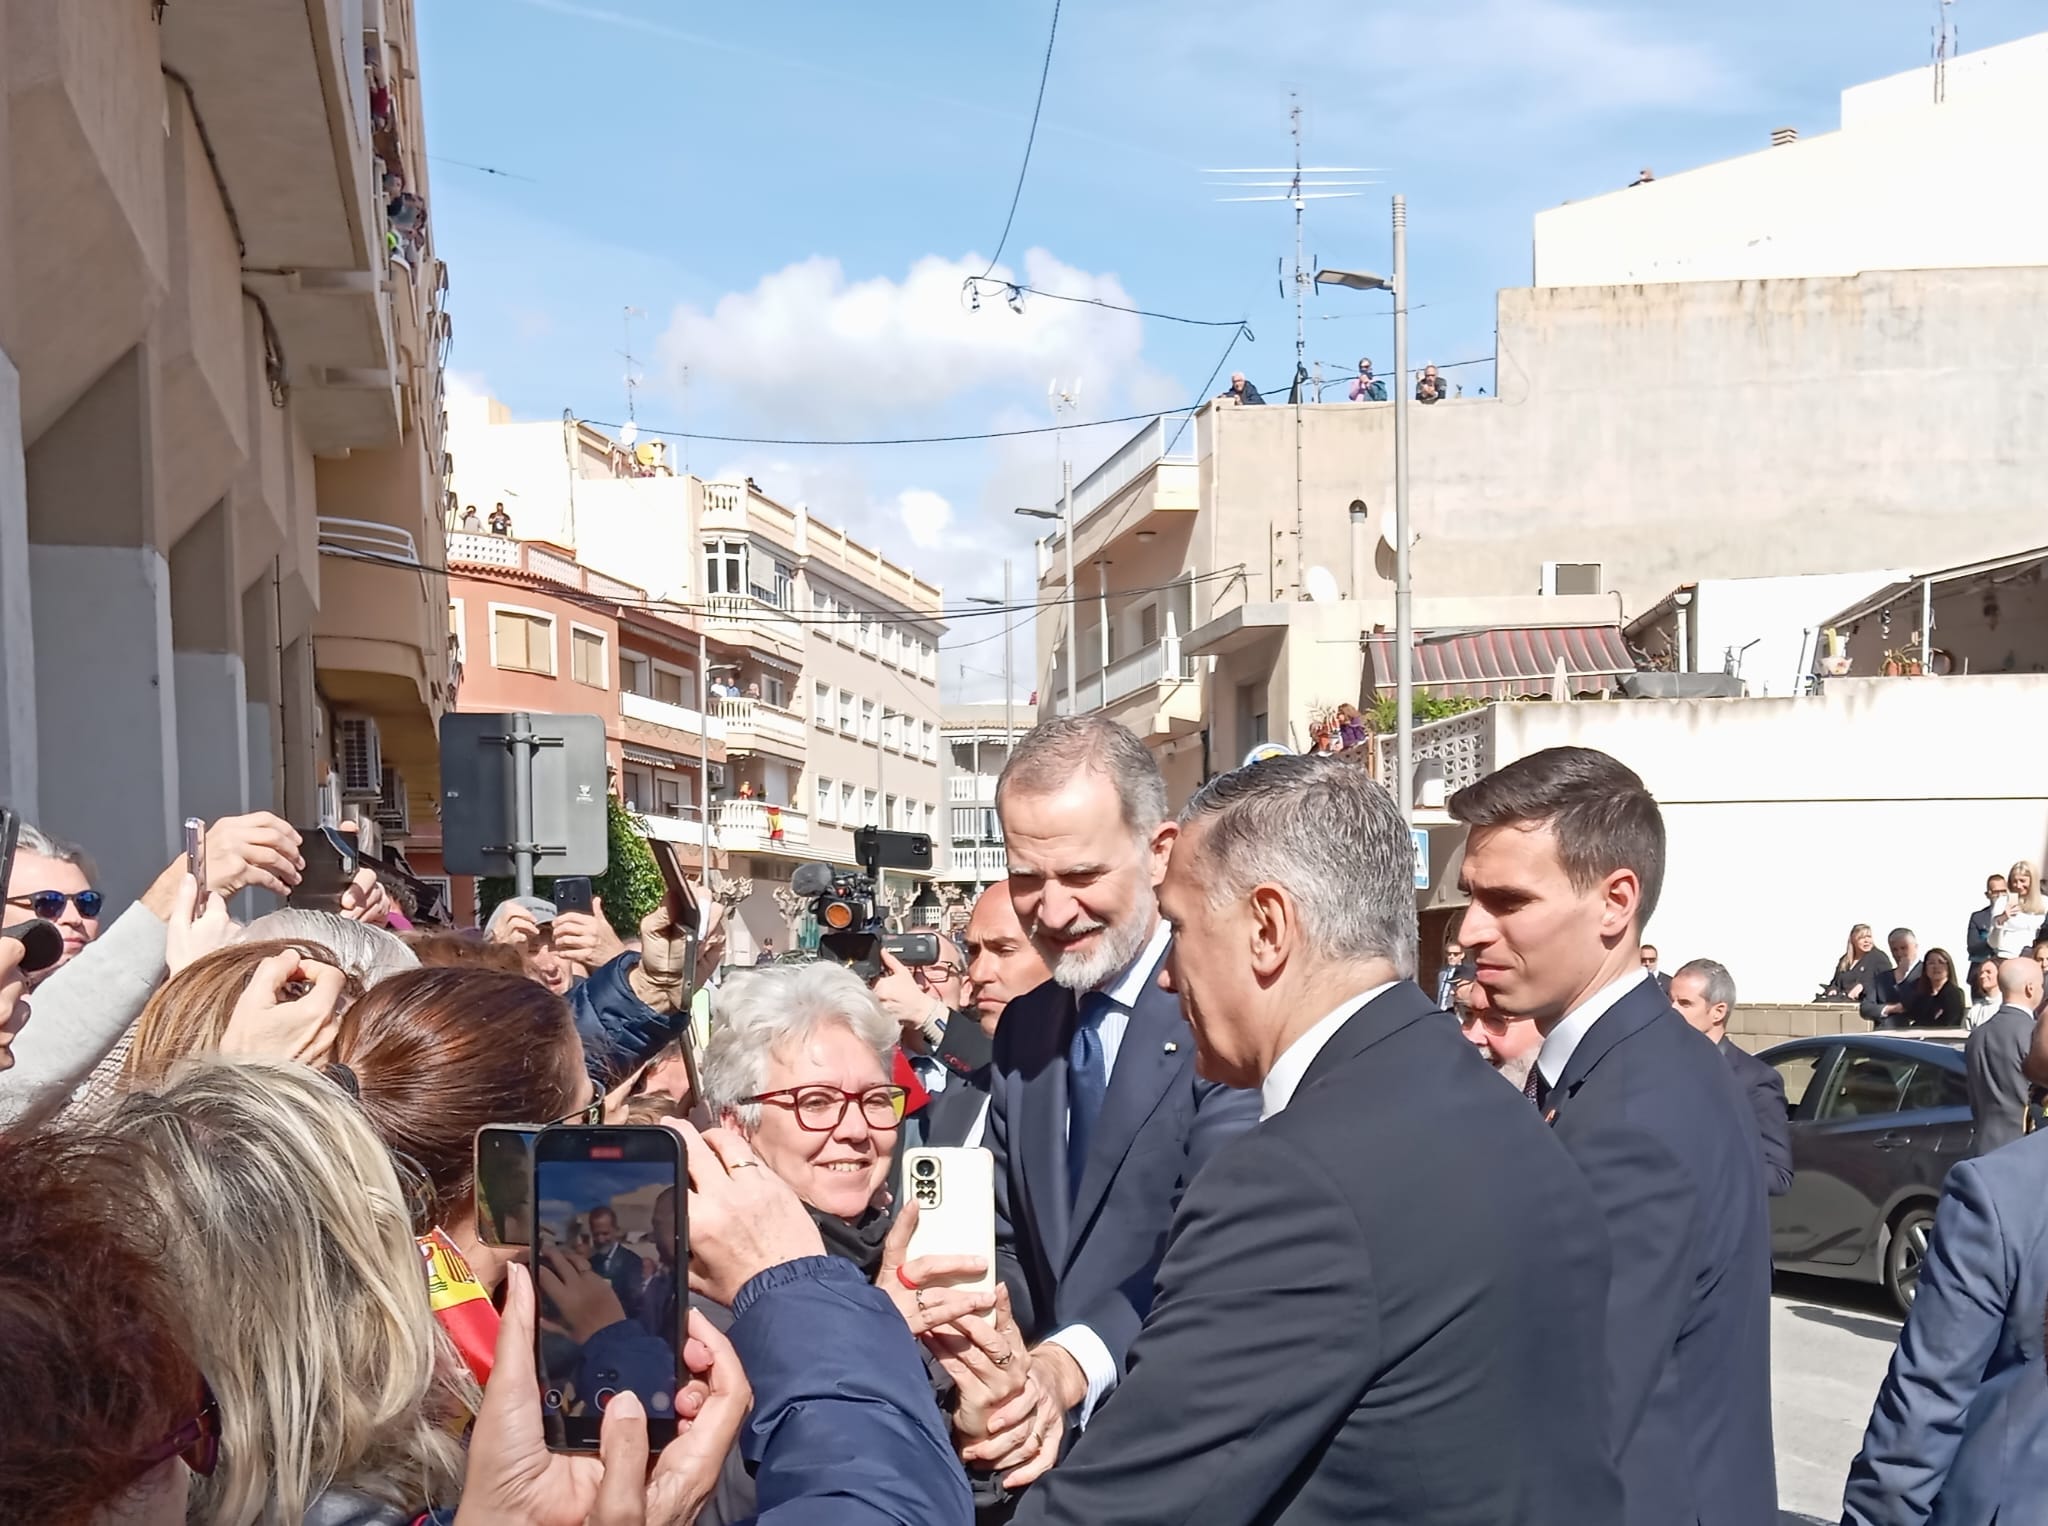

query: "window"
left=1139, top=604, right=1160, bottom=649
left=923, top=803, right=937, bottom=835
left=705, top=540, right=747, bottom=595
left=623, top=766, right=653, bottom=813
left=1902, top=1062, right=1968, bottom=1113
left=570, top=626, right=608, bottom=687
left=765, top=676, right=788, bottom=709
left=882, top=625, right=900, bottom=667
left=653, top=664, right=687, bottom=707
left=861, top=788, right=879, bottom=827
left=491, top=607, right=555, bottom=674
left=773, top=561, right=794, bottom=610
left=816, top=776, right=835, bottom=822
left=815, top=682, right=832, bottom=729
left=860, top=699, right=877, bottom=743
left=858, top=613, right=876, bottom=654
left=882, top=708, right=899, bottom=751
left=921, top=721, right=937, bottom=762
left=1816, top=1052, right=1919, bottom=1122
left=885, top=794, right=899, bottom=831
left=1769, top=1049, right=1826, bottom=1115
left=654, top=775, right=685, bottom=816
left=840, top=781, right=858, bottom=822
left=621, top=652, right=651, bottom=696
left=838, top=689, right=857, bottom=735
left=836, top=598, right=856, bottom=647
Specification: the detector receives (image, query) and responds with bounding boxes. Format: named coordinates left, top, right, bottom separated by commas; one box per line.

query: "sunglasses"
left=136, top=1382, right=220, bottom=1479
left=550, top=1092, right=607, bottom=1127
left=7, top=889, right=103, bottom=919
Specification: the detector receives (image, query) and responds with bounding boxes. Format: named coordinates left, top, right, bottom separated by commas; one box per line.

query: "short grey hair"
left=1177, top=755, right=1416, bottom=978
left=996, top=717, right=1166, bottom=837
left=13, top=821, right=100, bottom=885
left=238, top=910, right=420, bottom=988
left=700, top=962, right=896, bottom=1129
left=1888, top=927, right=1917, bottom=947
left=1675, top=957, right=1736, bottom=1012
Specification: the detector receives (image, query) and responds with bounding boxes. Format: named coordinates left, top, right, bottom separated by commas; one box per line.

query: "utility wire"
left=961, top=276, right=1251, bottom=334
left=973, top=0, right=1063, bottom=280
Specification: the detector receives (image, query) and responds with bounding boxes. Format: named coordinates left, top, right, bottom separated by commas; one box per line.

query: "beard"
left=1035, top=889, right=1158, bottom=993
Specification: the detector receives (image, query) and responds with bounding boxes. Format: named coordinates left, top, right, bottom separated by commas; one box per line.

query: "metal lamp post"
left=1015, top=506, right=1075, bottom=713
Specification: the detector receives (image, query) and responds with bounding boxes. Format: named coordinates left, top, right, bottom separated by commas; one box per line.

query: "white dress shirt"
left=1045, top=917, right=1172, bottom=1426
left=1260, top=985, right=1397, bottom=1121
left=1535, top=968, right=1649, bottom=1089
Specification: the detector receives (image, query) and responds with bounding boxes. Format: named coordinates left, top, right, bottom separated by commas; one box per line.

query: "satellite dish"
left=619, top=420, right=639, bottom=448
left=1242, top=741, right=1297, bottom=768
left=1304, top=566, right=1340, bottom=603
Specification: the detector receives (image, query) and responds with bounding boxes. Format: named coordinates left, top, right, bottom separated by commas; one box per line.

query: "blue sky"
left=418, top=0, right=2041, bottom=699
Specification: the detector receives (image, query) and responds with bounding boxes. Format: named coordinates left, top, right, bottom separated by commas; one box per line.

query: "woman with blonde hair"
left=1990, top=860, right=2047, bottom=959
left=1822, top=923, right=1890, bottom=1002
left=117, top=938, right=358, bottom=1090
left=104, top=1058, right=470, bottom=1525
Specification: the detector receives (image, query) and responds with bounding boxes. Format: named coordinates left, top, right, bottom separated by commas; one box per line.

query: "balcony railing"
left=717, top=799, right=810, bottom=853
left=621, top=690, right=725, bottom=740
left=1371, top=708, right=1496, bottom=795
left=719, top=697, right=807, bottom=751
left=633, top=807, right=709, bottom=844
left=946, top=844, right=1009, bottom=879
left=947, top=773, right=999, bottom=803
left=705, top=594, right=802, bottom=650
left=1057, top=636, right=1196, bottom=717
left=319, top=517, right=421, bottom=567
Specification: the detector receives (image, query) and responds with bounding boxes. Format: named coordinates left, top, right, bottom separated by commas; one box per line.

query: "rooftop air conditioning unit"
left=337, top=715, right=384, bottom=800
left=375, top=766, right=411, bottom=837
left=1540, top=561, right=1603, bottom=597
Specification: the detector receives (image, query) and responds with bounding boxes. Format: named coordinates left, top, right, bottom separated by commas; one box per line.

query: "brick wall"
left=1726, top=1002, right=1867, bottom=1055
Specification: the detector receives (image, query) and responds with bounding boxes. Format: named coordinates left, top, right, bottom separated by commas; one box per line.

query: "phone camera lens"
left=913, top=1159, right=938, bottom=1178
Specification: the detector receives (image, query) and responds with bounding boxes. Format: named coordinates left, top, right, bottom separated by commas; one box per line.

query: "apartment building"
left=934, top=704, right=1018, bottom=905
left=0, top=0, right=454, bottom=904
left=1033, top=33, right=2048, bottom=810
left=448, top=398, right=945, bottom=958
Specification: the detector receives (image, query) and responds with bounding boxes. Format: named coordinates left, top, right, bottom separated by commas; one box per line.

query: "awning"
left=622, top=746, right=690, bottom=770
left=1364, top=624, right=1634, bottom=701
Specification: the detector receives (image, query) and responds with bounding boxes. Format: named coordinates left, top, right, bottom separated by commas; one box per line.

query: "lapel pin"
left=1163, top=1041, right=1179, bottom=1054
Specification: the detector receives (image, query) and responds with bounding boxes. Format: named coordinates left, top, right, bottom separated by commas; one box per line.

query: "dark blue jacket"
left=728, top=1256, right=973, bottom=1526
left=569, top=953, right=685, bottom=1087
left=1547, top=977, right=1776, bottom=1526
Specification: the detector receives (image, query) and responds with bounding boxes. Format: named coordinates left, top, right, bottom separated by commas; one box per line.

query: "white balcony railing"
left=718, top=697, right=807, bottom=751
left=621, top=690, right=726, bottom=740
left=947, top=773, right=999, bottom=803
left=633, top=808, right=710, bottom=844
left=1370, top=708, right=1496, bottom=795
left=1057, top=636, right=1195, bottom=717
left=946, top=844, right=1009, bottom=879
left=705, top=594, right=801, bottom=648
left=446, top=530, right=518, bottom=567
left=716, top=799, right=810, bottom=853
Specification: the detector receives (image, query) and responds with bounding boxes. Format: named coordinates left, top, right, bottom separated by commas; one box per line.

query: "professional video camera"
left=791, top=826, right=939, bottom=981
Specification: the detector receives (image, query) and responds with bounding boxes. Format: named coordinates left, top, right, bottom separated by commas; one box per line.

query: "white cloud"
left=895, top=489, right=954, bottom=550
left=655, top=248, right=1149, bottom=431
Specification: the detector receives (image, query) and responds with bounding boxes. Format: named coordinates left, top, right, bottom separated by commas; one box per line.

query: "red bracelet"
left=896, top=1266, right=919, bottom=1291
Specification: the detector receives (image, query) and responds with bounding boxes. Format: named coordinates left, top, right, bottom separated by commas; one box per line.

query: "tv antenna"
left=619, top=304, right=647, bottom=434
left=1932, top=0, right=1958, bottom=104
left=1207, top=98, right=1381, bottom=595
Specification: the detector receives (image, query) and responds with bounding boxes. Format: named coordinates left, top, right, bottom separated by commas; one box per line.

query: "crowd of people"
left=6, top=718, right=2047, bottom=1523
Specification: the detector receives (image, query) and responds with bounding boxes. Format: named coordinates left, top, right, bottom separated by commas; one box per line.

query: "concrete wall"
left=1533, top=32, right=2048, bottom=287
left=1478, top=675, right=2048, bottom=1005
left=1726, top=1003, right=1869, bottom=1056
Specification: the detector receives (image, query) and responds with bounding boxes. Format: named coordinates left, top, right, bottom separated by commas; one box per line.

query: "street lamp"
left=1015, top=507, right=1076, bottom=714
left=1313, top=193, right=1415, bottom=825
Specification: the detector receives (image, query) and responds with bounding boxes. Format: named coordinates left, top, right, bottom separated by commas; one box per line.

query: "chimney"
left=1348, top=500, right=1371, bottom=599
left=1770, top=126, right=1798, bottom=147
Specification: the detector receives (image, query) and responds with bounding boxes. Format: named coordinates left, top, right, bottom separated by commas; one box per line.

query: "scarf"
left=808, top=1201, right=895, bottom=1281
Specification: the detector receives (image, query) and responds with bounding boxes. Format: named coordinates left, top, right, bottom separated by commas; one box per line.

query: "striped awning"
left=622, top=746, right=688, bottom=770
left=1364, top=624, right=1635, bottom=701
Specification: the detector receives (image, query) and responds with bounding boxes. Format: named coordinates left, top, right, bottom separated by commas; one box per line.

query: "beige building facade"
left=0, top=0, right=453, bottom=904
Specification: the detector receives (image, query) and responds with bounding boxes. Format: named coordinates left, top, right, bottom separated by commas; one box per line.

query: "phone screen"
left=533, top=1127, right=684, bottom=1451
left=474, top=1124, right=539, bottom=1250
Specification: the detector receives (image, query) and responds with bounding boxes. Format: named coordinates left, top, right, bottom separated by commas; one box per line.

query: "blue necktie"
left=1067, top=992, right=1113, bottom=1203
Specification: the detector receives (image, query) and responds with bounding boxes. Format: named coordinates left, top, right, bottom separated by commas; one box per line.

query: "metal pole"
left=511, top=711, right=536, bottom=898
left=698, top=632, right=711, bottom=885
left=1002, top=558, right=1015, bottom=755
left=1392, top=195, right=1415, bottom=824
left=1061, top=458, right=1076, bottom=713
left=1920, top=576, right=1934, bottom=669
left=1097, top=560, right=1111, bottom=678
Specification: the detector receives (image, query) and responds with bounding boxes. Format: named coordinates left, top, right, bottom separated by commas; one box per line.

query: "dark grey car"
left=1758, top=1033, right=1974, bottom=1315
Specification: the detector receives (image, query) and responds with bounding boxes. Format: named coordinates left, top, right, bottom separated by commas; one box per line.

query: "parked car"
left=1758, top=1032, right=1973, bottom=1315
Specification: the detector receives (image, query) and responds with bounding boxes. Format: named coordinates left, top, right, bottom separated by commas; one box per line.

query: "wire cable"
left=973, top=0, right=1063, bottom=280
left=961, top=276, right=1251, bottom=335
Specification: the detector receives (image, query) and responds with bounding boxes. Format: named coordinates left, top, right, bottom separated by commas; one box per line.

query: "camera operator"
left=871, top=936, right=992, bottom=1149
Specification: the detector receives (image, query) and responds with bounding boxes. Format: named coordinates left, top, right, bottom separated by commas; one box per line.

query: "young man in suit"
left=1011, top=753, right=1619, bottom=1525
left=1670, top=957, right=1794, bottom=1195
left=1965, top=956, right=2044, bottom=1155
left=969, top=717, right=1259, bottom=1488
left=1450, top=746, right=1775, bottom=1526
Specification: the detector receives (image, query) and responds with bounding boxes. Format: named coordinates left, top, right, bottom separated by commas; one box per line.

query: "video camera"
left=792, top=827, right=939, bottom=982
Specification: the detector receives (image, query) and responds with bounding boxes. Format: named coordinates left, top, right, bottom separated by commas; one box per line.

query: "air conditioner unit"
left=707, top=763, right=727, bottom=791
left=375, top=766, right=411, bottom=837
left=336, top=715, right=384, bottom=800
left=1540, top=561, right=1603, bottom=597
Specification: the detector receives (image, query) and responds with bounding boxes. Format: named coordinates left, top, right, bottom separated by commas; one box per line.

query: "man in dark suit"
left=1450, top=747, right=1775, bottom=1526
left=1011, top=753, right=1620, bottom=1525
left=1670, top=957, right=1793, bottom=1195
left=1862, top=927, right=1923, bottom=1028
left=1639, top=943, right=1672, bottom=996
left=874, top=937, right=998, bottom=1151
left=1966, top=871, right=2007, bottom=964
left=1964, top=955, right=2043, bottom=1156
left=968, top=717, right=1259, bottom=1488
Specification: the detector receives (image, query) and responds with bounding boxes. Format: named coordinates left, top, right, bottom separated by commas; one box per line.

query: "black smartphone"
left=287, top=825, right=359, bottom=912
left=533, top=1125, right=685, bottom=1452
left=551, top=876, right=595, bottom=918
left=474, top=1123, right=540, bottom=1251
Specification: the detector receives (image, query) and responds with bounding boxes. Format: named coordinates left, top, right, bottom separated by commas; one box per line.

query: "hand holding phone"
left=183, top=818, right=207, bottom=906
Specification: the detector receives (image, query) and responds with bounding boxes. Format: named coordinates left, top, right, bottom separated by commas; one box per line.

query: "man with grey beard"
left=957, top=718, right=1259, bottom=1490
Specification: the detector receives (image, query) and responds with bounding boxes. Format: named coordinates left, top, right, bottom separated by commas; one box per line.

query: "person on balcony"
left=487, top=502, right=512, bottom=536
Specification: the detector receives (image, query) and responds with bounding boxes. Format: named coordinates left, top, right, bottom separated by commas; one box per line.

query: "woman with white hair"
left=691, top=961, right=1036, bottom=1520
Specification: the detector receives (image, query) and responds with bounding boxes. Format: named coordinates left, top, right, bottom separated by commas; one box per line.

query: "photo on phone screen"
left=474, top=1124, right=539, bottom=1251
left=533, top=1126, right=684, bottom=1451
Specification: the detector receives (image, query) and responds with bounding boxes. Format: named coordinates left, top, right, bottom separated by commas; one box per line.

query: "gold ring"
left=729, top=1160, right=761, bottom=1170
left=914, top=1288, right=929, bottom=1312
left=992, top=1352, right=1013, bottom=1367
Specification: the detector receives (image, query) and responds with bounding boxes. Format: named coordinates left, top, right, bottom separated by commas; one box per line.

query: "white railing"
left=1057, top=636, right=1194, bottom=716
left=1067, top=416, right=1197, bottom=528
left=447, top=529, right=514, bottom=568
left=702, top=481, right=746, bottom=520
left=716, top=799, right=810, bottom=852
left=946, top=844, right=1009, bottom=879
left=1371, top=708, right=1495, bottom=794
left=633, top=808, right=709, bottom=844
left=319, top=517, right=420, bottom=566
left=621, top=690, right=726, bottom=740
left=705, top=594, right=801, bottom=646
left=718, top=697, right=807, bottom=750
left=947, top=773, right=999, bottom=803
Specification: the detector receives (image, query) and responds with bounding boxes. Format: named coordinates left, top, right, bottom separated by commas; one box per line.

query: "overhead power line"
left=972, top=0, right=1064, bottom=280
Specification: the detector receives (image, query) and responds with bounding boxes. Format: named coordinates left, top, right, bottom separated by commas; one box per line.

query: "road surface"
left=1773, top=1272, right=1903, bottom=1524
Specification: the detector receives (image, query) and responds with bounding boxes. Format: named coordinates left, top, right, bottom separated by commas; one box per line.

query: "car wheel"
left=1884, top=1203, right=1936, bottom=1315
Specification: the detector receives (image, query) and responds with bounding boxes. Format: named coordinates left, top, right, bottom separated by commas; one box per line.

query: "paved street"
left=1773, top=1273, right=1904, bottom=1524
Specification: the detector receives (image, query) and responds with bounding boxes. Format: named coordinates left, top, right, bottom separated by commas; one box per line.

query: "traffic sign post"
left=1411, top=827, right=1430, bottom=890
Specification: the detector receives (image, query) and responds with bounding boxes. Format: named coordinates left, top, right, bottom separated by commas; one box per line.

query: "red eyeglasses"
left=136, top=1382, right=220, bottom=1480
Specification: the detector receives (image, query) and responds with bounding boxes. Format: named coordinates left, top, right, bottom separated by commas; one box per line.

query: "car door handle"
left=1873, top=1133, right=1912, bottom=1150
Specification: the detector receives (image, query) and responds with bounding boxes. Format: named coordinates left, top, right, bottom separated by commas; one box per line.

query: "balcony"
left=1057, top=636, right=1202, bottom=739
left=621, top=691, right=726, bottom=747
left=705, top=594, right=803, bottom=658
left=1370, top=708, right=1496, bottom=795
left=718, top=697, right=807, bottom=759
left=946, top=845, right=1010, bottom=880
left=947, top=773, right=999, bottom=804
left=717, top=800, right=811, bottom=856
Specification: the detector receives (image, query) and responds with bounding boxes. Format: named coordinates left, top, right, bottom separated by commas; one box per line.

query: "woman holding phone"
left=1990, top=860, right=2047, bottom=959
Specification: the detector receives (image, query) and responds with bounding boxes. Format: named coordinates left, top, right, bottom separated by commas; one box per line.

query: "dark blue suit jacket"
left=1013, top=982, right=1621, bottom=1526
left=1844, top=1130, right=2048, bottom=1526
left=1547, top=977, right=1776, bottom=1526
left=986, top=947, right=1259, bottom=1382
left=1720, top=1036, right=1795, bottom=1196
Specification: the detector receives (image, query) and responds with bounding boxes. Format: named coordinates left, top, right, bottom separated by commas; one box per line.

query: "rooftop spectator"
left=1821, top=922, right=1890, bottom=1002
left=458, top=503, right=481, bottom=532
left=1348, top=358, right=1387, bottom=402
left=487, top=502, right=512, bottom=536
left=1416, top=364, right=1448, bottom=404
left=1218, top=372, right=1265, bottom=406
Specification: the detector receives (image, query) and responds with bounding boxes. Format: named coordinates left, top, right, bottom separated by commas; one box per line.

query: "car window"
left=1770, top=1049, right=1827, bottom=1113
left=1816, top=1052, right=1919, bottom=1121
left=1900, top=1062, right=1967, bottom=1112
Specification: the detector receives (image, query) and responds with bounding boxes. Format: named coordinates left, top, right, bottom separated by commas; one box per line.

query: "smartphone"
left=551, top=876, right=595, bottom=918
left=183, top=818, right=207, bottom=902
left=645, top=838, right=708, bottom=942
left=533, top=1125, right=684, bottom=1452
left=287, top=825, right=359, bottom=912
left=474, top=1123, right=541, bottom=1250
left=901, top=1147, right=996, bottom=1293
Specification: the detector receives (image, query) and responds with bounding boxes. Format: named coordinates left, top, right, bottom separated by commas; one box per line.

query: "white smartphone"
left=901, top=1147, right=996, bottom=1293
